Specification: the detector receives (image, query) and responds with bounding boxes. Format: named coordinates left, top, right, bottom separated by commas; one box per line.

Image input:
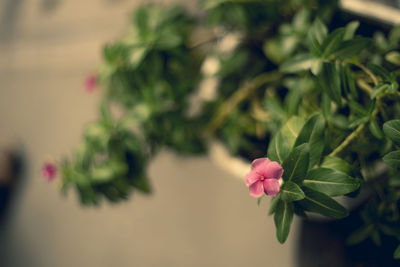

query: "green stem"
left=348, top=61, right=379, bottom=86
left=205, top=71, right=282, bottom=135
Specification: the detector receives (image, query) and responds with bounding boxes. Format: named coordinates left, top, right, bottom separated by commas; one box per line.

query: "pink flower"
left=85, top=75, right=97, bottom=93
left=42, top=162, right=57, bottom=181
left=245, top=158, right=283, bottom=198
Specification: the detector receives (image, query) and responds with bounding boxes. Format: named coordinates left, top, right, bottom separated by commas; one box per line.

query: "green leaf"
left=371, top=83, right=390, bottom=99
left=383, top=150, right=400, bottom=170
left=347, top=225, right=374, bottom=245
left=298, top=187, right=348, bottom=218
left=267, top=132, right=291, bottom=163
left=394, top=245, right=400, bottom=259
left=369, top=64, right=391, bottom=82
left=318, top=62, right=342, bottom=106
left=330, top=38, right=371, bottom=60
left=386, top=51, right=400, bottom=66
left=257, top=195, right=264, bottom=206
left=343, top=21, right=359, bottom=40
left=274, top=200, right=294, bottom=244
left=321, top=28, right=345, bottom=58
left=280, top=53, right=315, bottom=73
left=267, top=117, right=305, bottom=163
left=302, top=168, right=359, bottom=196
left=369, top=118, right=383, bottom=139
left=321, top=156, right=352, bottom=175
left=307, top=18, right=328, bottom=54
left=280, top=181, right=305, bottom=202
left=268, top=196, right=280, bottom=215
left=383, top=120, right=400, bottom=145
left=282, top=143, right=310, bottom=183
left=295, top=114, right=325, bottom=167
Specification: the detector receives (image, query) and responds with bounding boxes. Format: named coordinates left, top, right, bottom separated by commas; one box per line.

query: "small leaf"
left=347, top=225, right=374, bottom=245
left=383, top=120, right=400, bottom=145
left=280, top=53, right=315, bottom=73
left=282, top=143, right=310, bottom=183
left=307, top=18, right=328, bottom=54
left=394, top=245, right=400, bottom=259
left=343, top=21, right=359, bottom=40
left=386, top=51, right=400, bottom=66
left=280, top=181, right=305, bottom=202
left=298, top=187, right=348, bottom=218
left=330, top=38, right=371, bottom=60
left=274, top=200, right=294, bottom=244
left=302, top=168, right=360, bottom=196
left=321, top=28, right=346, bottom=58
left=257, top=195, right=264, bottom=206
left=383, top=150, right=400, bottom=170
left=371, top=83, right=390, bottom=99
left=369, top=118, right=383, bottom=139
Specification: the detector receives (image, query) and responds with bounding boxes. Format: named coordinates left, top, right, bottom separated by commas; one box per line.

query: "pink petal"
left=251, top=158, right=270, bottom=170
left=249, top=180, right=264, bottom=198
left=263, top=179, right=280, bottom=196
left=42, top=162, right=57, bottom=181
left=85, top=75, right=97, bottom=93
left=258, top=161, right=283, bottom=180
left=244, top=170, right=260, bottom=186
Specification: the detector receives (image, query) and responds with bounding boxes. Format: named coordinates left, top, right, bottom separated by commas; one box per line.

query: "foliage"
left=56, top=0, right=400, bottom=260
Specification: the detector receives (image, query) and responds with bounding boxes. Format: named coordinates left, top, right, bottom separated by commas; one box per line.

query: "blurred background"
left=0, top=0, right=297, bottom=266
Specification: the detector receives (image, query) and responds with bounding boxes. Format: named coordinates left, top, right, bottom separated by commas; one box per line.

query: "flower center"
left=260, top=176, right=265, bottom=181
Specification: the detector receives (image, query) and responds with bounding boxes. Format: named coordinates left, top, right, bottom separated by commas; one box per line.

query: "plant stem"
left=348, top=61, right=379, bottom=86
left=205, top=71, right=282, bottom=136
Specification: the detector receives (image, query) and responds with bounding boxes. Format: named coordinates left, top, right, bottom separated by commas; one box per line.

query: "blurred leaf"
left=383, top=120, right=400, bottom=145
left=371, top=83, right=390, bottom=99
left=383, top=150, right=400, bottom=170
left=343, top=21, right=359, bottom=40
left=274, top=200, right=294, bottom=244
left=330, top=38, right=371, bottom=60
left=280, top=53, right=315, bottom=73
left=368, top=118, right=383, bottom=139
left=318, top=62, right=342, bottom=106
left=385, top=51, right=400, bottom=66
left=307, top=18, right=328, bottom=54
left=347, top=225, right=374, bottom=245
left=302, top=167, right=359, bottom=196
left=321, top=28, right=345, bottom=58
left=394, top=245, right=400, bottom=259
left=280, top=181, right=305, bottom=202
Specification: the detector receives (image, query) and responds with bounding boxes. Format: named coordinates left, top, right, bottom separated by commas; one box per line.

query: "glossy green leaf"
left=280, top=181, right=305, bottom=202
left=267, top=117, right=305, bottom=163
left=295, top=114, right=325, bottom=167
left=383, top=150, right=400, bottom=170
left=269, top=196, right=280, bottom=215
left=274, top=200, right=294, bottom=244
left=298, top=187, right=348, bottom=218
left=302, top=168, right=359, bottom=196
left=321, top=156, right=352, bottom=175
left=282, top=143, right=310, bottom=183
left=383, top=120, right=400, bottom=145
left=280, top=53, right=315, bottom=73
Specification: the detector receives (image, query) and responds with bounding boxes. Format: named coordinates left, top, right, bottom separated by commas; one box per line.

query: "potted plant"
left=44, top=0, right=400, bottom=264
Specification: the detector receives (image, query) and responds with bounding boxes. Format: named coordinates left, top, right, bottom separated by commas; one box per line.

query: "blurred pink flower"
left=42, top=162, right=57, bottom=181
left=245, top=158, right=283, bottom=197
left=85, top=75, right=97, bottom=93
